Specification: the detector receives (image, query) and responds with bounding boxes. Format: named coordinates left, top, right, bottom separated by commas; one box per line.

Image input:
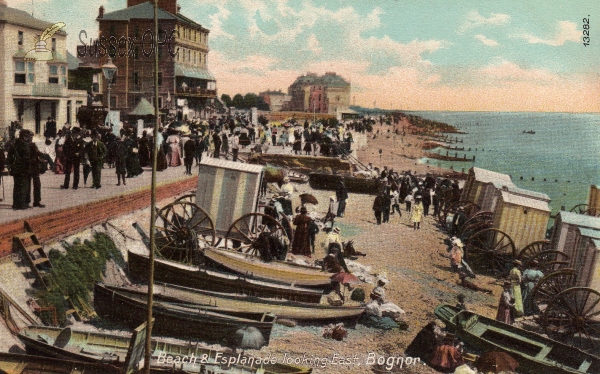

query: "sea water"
left=410, top=111, right=600, bottom=215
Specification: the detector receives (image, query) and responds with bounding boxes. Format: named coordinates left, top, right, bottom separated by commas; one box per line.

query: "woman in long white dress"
left=166, top=129, right=183, bottom=167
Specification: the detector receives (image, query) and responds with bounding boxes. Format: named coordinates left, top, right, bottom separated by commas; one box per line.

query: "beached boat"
left=0, top=352, right=123, bottom=374
left=308, top=173, right=380, bottom=194
left=128, top=249, right=324, bottom=303
left=18, top=326, right=311, bottom=374
left=94, top=283, right=275, bottom=348
left=434, top=304, right=600, bottom=374
left=106, top=282, right=364, bottom=323
left=203, top=246, right=333, bottom=287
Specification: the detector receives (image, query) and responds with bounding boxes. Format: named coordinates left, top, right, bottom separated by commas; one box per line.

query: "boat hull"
left=0, top=353, right=123, bottom=374
left=434, top=304, right=600, bottom=374
left=308, top=173, right=380, bottom=195
left=111, top=282, right=364, bottom=323
left=128, top=249, right=324, bottom=303
left=94, top=283, right=274, bottom=348
left=203, top=247, right=333, bottom=287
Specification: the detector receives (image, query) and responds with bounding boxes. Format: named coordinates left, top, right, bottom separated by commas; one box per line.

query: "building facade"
left=0, top=2, right=86, bottom=136
left=258, top=90, right=289, bottom=112
left=283, top=72, right=350, bottom=116
left=94, top=0, right=217, bottom=122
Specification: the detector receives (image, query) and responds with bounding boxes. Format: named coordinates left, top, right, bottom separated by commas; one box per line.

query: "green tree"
left=232, top=94, right=244, bottom=108
left=221, top=94, right=232, bottom=107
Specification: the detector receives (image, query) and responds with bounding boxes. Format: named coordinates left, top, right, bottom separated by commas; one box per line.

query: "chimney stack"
left=127, top=0, right=178, bottom=14
left=98, top=5, right=104, bottom=18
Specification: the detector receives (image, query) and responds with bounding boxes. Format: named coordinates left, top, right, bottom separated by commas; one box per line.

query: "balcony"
left=176, top=87, right=217, bottom=98
left=13, top=84, right=67, bottom=98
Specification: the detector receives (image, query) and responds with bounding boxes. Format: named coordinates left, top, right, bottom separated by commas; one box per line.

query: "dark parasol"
left=299, top=193, right=319, bottom=205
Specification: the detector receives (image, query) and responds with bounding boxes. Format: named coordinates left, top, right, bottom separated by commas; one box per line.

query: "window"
left=134, top=46, right=139, bottom=60
left=194, top=51, right=197, bottom=65
left=133, top=72, right=140, bottom=86
left=18, top=31, right=23, bottom=46
left=49, top=64, right=59, bottom=84
left=51, top=38, right=56, bottom=52
left=158, top=72, right=162, bottom=86
left=14, top=61, right=25, bottom=83
left=188, top=49, right=191, bottom=63
left=28, top=62, right=35, bottom=83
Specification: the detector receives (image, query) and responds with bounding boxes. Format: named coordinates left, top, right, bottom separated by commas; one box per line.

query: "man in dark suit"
left=212, top=129, right=222, bottom=158
left=86, top=131, right=107, bottom=189
left=7, top=129, right=31, bottom=209
left=61, top=127, right=84, bottom=190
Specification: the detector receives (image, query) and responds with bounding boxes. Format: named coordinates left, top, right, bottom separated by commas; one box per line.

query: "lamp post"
left=102, top=57, right=117, bottom=126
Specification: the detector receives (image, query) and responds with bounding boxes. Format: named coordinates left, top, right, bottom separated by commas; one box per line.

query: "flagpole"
left=143, top=0, right=160, bottom=372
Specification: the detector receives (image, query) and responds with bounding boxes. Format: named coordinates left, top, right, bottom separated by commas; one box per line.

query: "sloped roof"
left=174, top=64, right=215, bottom=80
left=579, top=227, right=600, bottom=240
left=499, top=190, right=550, bottom=212
left=130, top=98, right=155, bottom=116
left=472, top=167, right=514, bottom=185
left=200, top=156, right=264, bottom=174
left=290, top=73, right=350, bottom=88
left=506, top=186, right=550, bottom=202
left=558, top=211, right=600, bottom=230
left=67, top=52, right=82, bottom=70
left=0, top=5, right=67, bottom=35
left=99, top=2, right=204, bottom=29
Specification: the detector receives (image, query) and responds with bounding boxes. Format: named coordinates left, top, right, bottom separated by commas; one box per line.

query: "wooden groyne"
left=424, top=151, right=475, bottom=162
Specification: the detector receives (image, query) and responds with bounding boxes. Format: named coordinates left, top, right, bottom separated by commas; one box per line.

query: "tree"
left=232, top=94, right=244, bottom=108
left=221, top=94, right=232, bottom=107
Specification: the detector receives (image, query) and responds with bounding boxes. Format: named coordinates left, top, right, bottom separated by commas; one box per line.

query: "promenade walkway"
left=0, top=163, right=196, bottom=255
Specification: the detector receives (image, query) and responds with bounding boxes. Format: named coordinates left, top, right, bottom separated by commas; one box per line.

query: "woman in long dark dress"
left=125, top=134, right=143, bottom=178
left=114, top=136, right=128, bottom=186
left=138, top=131, right=151, bottom=167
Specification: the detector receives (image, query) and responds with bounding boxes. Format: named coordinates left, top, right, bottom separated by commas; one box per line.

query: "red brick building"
left=94, top=0, right=217, bottom=120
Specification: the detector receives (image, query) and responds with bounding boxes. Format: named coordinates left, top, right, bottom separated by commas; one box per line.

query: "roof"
left=99, top=2, right=205, bottom=30
left=505, top=186, right=550, bottom=202
left=200, top=157, right=264, bottom=174
left=593, top=239, right=600, bottom=248
left=67, top=52, right=82, bottom=70
left=471, top=167, right=514, bottom=185
left=130, top=98, right=155, bottom=116
left=558, top=211, right=600, bottom=230
left=174, top=64, right=215, bottom=80
left=290, top=73, right=350, bottom=88
left=578, top=227, right=600, bottom=240
left=0, top=5, right=67, bottom=35
left=499, top=190, right=550, bottom=212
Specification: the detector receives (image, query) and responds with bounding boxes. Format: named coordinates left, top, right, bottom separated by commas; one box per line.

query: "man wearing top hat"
left=86, top=131, right=107, bottom=189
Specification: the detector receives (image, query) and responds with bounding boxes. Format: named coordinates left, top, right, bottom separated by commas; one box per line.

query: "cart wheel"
left=531, top=269, right=578, bottom=313
left=543, top=287, right=600, bottom=352
left=174, top=193, right=196, bottom=204
left=466, top=228, right=516, bottom=277
left=458, top=211, right=493, bottom=239
left=518, top=240, right=551, bottom=264
left=154, top=202, right=216, bottom=264
left=570, top=204, right=589, bottom=214
left=225, top=213, right=289, bottom=255
left=438, top=200, right=480, bottom=232
left=524, top=250, right=570, bottom=274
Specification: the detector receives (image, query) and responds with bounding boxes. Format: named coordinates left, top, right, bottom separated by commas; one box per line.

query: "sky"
left=10, top=0, right=600, bottom=112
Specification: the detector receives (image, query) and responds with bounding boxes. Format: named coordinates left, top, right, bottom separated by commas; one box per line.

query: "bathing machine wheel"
left=224, top=213, right=289, bottom=256
left=465, top=228, right=516, bottom=277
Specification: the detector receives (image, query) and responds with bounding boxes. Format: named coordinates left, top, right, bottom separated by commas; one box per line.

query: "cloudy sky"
left=11, top=0, right=600, bottom=112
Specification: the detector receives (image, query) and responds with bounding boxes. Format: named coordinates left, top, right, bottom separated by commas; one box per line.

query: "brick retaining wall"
left=0, top=177, right=197, bottom=257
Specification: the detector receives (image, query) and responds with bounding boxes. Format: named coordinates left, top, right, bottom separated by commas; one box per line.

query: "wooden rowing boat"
left=106, top=282, right=364, bottom=323
left=18, top=325, right=311, bottom=374
left=94, top=283, right=275, bottom=348
left=203, top=246, right=333, bottom=287
left=308, top=173, right=380, bottom=195
left=434, top=304, right=600, bottom=374
left=128, top=249, right=324, bottom=303
left=0, top=352, right=123, bottom=374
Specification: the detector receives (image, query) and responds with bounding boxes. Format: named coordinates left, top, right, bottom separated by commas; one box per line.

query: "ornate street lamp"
left=102, top=57, right=117, bottom=125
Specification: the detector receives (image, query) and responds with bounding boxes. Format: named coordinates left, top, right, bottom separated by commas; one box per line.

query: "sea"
left=409, top=111, right=600, bottom=216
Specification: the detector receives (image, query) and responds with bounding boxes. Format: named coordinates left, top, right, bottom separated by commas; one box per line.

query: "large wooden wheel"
left=466, top=228, right=516, bottom=276
left=570, top=204, right=589, bottom=214
left=224, top=213, right=289, bottom=255
left=518, top=240, right=551, bottom=264
left=458, top=211, right=493, bottom=240
left=531, top=269, right=578, bottom=313
left=524, top=250, right=570, bottom=274
left=174, top=193, right=196, bottom=204
left=543, top=287, right=600, bottom=352
left=438, top=200, right=480, bottom=232
left=154, top=201, right=216, bottom=264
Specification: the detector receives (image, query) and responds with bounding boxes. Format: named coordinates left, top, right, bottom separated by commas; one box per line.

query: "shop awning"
left=174, top=64, right=215, bottom=81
